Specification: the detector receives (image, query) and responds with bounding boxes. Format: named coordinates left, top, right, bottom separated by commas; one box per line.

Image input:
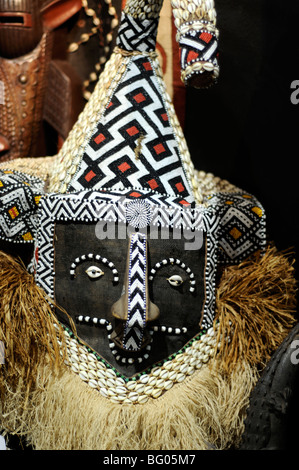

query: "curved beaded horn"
left=171, top=0, right=219, bottom=88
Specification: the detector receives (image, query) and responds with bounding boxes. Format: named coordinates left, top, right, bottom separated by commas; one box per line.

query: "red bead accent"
left=118, top=162, right=131, bottom=173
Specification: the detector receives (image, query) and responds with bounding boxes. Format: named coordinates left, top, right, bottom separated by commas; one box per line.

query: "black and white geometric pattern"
left=206, top=191, right=267, bottom=264
left=116, top=12, right=159, bottom=52
left=179, top=27, right=219, bottom=73
left=125, top=200, right=152, bottom=228
left=122, top=232, right=147, bottom=351
left=0, top=169, right=44, bottom=243
left=199, top=209, right=219, bottom=328
left=67, top=55, right=195, bottom=206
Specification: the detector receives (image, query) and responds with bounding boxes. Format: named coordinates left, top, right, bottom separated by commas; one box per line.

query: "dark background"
left=185, top=0, right=299, bottom=267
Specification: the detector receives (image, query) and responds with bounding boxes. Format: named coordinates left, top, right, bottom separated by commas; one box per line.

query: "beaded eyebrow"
left=148, top=258, right=196, bottom=292
left=70, top=253, right=119, bottom=283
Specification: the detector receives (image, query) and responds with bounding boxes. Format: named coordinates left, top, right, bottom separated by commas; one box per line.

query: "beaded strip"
left=123, top=233, right=147, bottom=351
left=149, top=257, right=196, bottom=292
left=59, top=322, right=219, bottom=404
left=70, top=253, right=119, bottom=283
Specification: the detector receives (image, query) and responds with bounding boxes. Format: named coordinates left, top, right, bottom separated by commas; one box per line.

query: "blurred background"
left=0, top=0, right=298, bottom=292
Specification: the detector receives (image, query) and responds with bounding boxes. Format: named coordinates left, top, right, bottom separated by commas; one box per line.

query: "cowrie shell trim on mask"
left=57, top=321, right=220, bottom=405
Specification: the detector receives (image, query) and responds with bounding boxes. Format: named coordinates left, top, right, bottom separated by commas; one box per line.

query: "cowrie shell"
left=160, top=369, right=169, bottom=380
left=167, top=274, right=184, bottom=287
left=188, top=366, right=196, bottom=375
left=86, top=266, right=104, bottom=279
left=100, top=388, right=108, bottom=398
left=148, top=376, right=157, bottom=386
left=115, top=386, right=127, bottom=395
left=168, top=371, right=177, bottom=381
left=138, top=395, right=149, bottom=404
left=106, top=368, right=116, bottom=378
left=163, top=380, right=174, bottom=390
left=151, top=367, right=161, bottom=376
left=152, top=388, right=162, bottom=399
left=96, top=369, right=106, bottom=379
left=79, top=371, right=88, bottom=381
left=144, top=385, right=154, bottom=395
left=128, top=392, right=138, bottom=402
left=176, top=373, right=186, bottom=383
left=139, top=374, right=149, bottom=384
left=126, top=381, right=136, bottom=391
left=97, top=378, right=106, bottom=388
left=180, top=364, right=189, bottom=374
left=135, top=384, right=145, bottom=393
left=87, top=369, right=97, bottom=380
left=107, top=378, right=116, bottom=388
left=71, top=363, right=79, bottom=373
left=88, top=379, right=99, bottom=389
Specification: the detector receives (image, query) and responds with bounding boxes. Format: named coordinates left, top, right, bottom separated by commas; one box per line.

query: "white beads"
left=149, top=258, right=196, bottom=292
left=63, top=323, right=219, bottom=404
left=70, top=253, right=119, bottom=283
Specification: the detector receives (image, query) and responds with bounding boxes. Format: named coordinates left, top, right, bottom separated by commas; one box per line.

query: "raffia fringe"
left=214, top=245, right=297, bottom=372
left=0, top=358, right=257, bottom=450
left=0, top=251, right=67, bottom=405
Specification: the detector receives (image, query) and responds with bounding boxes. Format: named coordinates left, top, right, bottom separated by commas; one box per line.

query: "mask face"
left=53, top=221, right=208, bottom=378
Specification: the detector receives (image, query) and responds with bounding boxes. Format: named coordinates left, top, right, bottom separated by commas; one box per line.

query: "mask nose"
left=111, top=232, right=160, bottom=352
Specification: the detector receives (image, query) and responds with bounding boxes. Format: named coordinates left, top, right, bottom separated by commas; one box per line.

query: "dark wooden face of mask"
left=54, top=222, right=207, bottom=378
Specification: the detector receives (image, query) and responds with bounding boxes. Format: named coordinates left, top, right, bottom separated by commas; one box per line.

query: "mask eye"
left=167, top=274, right=184, bottom=287
left=85, top=266, right=104, bottom=279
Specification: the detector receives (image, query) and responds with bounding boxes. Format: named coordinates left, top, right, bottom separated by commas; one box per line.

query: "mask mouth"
left=109, top=319, right=155, bottom=365
left=110, top=320, right=153, bottom=353
left=75, top=314, right=188, bottom=365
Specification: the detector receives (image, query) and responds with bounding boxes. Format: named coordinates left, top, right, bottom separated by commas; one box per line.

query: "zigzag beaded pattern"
left=67, top=55, right=194, bottom=207
left=33, top=193, right=209, bottom=299
left=122, top=233, right=147, bottom=351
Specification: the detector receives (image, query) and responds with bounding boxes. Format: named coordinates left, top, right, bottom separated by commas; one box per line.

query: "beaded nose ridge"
left=111, top=232, right=160, bottom=352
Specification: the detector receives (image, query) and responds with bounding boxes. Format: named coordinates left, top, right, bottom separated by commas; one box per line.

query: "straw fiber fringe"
left=215, top=245, right=297, bottom=372
left=0, top=359, right=257, bottom=450
left=0, top=251, right=67, bottom=405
